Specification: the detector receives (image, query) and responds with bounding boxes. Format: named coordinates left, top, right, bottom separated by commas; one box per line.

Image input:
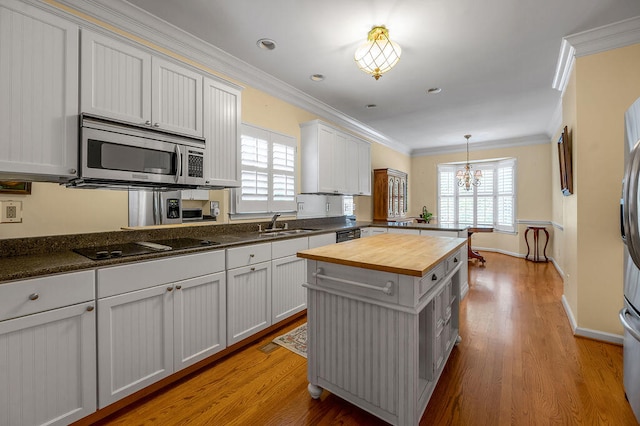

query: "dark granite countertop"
left=0, top=218, right=366, bottom=284
left=0, top=219, right=466, bottom=284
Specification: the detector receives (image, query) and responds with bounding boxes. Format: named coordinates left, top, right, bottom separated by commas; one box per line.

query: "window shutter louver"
left=437, top=159, right=516, bottom=232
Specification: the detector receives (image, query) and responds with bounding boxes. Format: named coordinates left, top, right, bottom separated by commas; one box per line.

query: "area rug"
left=272, top=323, right=307, bottom=358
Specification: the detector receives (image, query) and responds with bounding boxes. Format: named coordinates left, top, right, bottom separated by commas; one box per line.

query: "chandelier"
left=354, top=26, right=401, bottom=80
left=456, top=134, right=482, bottom=190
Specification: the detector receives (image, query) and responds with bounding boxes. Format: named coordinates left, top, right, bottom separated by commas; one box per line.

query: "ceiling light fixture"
left=456, top=135, right=482, bottom=191
left=427, top=88, right=442, bottom=94
left=354, top=25, right=401, bottom=80
left=310, top=74, right=325, bottom=82
left=366, top=104, right=377, bottom=109
left=256, top=38, right=277, bottom=50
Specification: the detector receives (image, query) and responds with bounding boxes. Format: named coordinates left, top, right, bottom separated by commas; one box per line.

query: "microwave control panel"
left=187, top=150, right=204, bottom=178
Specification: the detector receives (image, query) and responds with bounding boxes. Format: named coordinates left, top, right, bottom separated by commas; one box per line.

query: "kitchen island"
left=297, top=233, right=467, bottom=426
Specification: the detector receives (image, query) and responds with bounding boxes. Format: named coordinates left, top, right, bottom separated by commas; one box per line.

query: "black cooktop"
left=73, top=238, right=219, bottom=261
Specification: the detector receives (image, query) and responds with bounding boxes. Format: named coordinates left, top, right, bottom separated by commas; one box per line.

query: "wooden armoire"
left=373, top=168, right=408, bottom=221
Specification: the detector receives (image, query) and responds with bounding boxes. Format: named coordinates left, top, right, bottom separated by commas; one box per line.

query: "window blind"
left=437, top=158, right=516, bottom=232
left=235, top=124, right=297, bottom=214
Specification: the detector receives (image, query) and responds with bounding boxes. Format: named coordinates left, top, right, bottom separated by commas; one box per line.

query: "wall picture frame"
left=557, top=126, right=573, bottom=196
left=0, top=181, right=32, bottom=194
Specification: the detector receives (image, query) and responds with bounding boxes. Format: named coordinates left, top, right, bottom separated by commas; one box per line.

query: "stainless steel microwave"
left=69, top=114, right=206, bottom=189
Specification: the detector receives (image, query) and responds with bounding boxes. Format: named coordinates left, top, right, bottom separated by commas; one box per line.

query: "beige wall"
left=557, top=43, right=640, bottom=335
left=411, top=143, right=553, bottom=256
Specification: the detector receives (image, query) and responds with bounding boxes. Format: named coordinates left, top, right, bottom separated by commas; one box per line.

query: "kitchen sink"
left=258, top=228, right=317, bottom=237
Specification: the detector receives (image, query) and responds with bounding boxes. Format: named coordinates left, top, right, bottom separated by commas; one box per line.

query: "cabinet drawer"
left=446, top=248, right=463, bottom=273
left=98, top=250, right=225, bottom=298
left=226, top=243, right=271, bottom=269
left=0, top=270, right=95, bottom=322
left=308, top=233, right=336, bottom=248
left=419, top=263, right=445, bottom=298
left=272, top=237, right=309, bottom=259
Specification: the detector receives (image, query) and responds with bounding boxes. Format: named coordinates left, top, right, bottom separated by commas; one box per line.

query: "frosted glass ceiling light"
left=354, top=26, right=401, bottom=80
left=456, top=135, right=482, bottom=191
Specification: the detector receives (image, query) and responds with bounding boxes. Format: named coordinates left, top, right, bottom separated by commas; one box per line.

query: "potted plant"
left=421, top=206, right=433, bottom=223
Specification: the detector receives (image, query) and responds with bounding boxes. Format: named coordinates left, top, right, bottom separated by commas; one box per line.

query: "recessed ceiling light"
left=310, top=74, right=325, bottom=82
left=366, top=104, right=377, bottom=109
left=257, top=38, right=277, bottom=50
left=426, top=87, right=442, bottom=94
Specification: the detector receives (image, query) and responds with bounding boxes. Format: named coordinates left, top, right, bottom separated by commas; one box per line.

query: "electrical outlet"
left=0, top=200, right=22, bottom=223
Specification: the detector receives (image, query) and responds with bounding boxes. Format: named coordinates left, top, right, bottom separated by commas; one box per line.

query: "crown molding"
left=50, top=0, right=411, bottom=155
left=566, top=15, right=640, bottom=58
left=553, top=15, right=640, bottom=94
left=551, top=39, right=575, bottom=93
left=412, top=134, right=550, bottom=157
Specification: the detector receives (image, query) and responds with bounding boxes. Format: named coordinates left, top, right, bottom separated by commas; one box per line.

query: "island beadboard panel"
left=297, top=233, right=467, bottom=277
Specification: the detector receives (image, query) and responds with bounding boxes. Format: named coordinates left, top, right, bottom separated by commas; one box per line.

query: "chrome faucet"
left=268, top=213, right=281, bottom=230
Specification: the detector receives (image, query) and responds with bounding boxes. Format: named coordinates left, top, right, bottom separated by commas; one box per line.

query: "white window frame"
left=232, top=123, right=297, bottom=215
left=437, top=158, right=517, bottom=233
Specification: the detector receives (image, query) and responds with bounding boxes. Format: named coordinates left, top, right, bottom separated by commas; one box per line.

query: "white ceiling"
left=124, top=0, right=640, bottom=153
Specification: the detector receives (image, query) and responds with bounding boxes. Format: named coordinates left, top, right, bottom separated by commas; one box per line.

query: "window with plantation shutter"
left=437, top=158, right=516, bottom=232
left=234, top=124, right=297, bottom=214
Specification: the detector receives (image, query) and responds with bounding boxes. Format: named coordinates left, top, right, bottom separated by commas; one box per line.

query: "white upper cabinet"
left=152, top=57, right=203, bottom=137
left=203, top=77, right=242, bottom=187
left=80, top=29, right=151, bottom=125
left=0, top=0, right=79, bottom=181
left=300, top=120, right=371, bottom=195
left=81, top=30, right=203, bottom=138
left=357, top=138, right=372, bottom=195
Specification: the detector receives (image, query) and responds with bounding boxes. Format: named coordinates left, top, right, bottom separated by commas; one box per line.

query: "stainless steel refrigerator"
left=620, top=96, right=640, bottom=423
left=128, top=189, right=182, bottom=226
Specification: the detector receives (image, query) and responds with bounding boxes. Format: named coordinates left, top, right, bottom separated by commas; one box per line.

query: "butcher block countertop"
left=297, top=233, right=467, bottom=277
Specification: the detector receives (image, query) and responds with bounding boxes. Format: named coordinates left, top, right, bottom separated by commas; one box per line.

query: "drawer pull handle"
left=432, top=274, right=438, bottom=281
left=313, top=268, right=393, bottom=295
left=453, top=257, right=458, bottom=263
left=86, top=306, right=94, bottom=312
left=250, top=254, right=255, bottom=258
left=28, top=293, right=39, bottom=301
left=176, top=285, right=182, bottom=290
left=250, top=267, right=256, bottom=271
left=167, top=286, right=174, bottom=292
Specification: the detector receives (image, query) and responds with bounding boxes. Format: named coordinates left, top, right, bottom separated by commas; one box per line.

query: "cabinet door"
left=98, top=285, right=174, bottom=408
left=272, top=255, right=307, bottom=323
left=80, top=29, right=151, bottom=125
left=227, top=262, right=272, bottom=345
left=204, top=77, right=241, bottom=187
left=345, top=137, right=359, bottom=195
left=333, top=132, right=347, bottom=193
left=152, top=57, right=203, bottom=137
left=0, top=303, right=96, bottom=426
left=317, top=125, right=336, bottom=193
left=357, top=140, right=371, bottom=196
left=174, top=272, right=226, bottom=370
left=0, top=2, right=79, bottom=181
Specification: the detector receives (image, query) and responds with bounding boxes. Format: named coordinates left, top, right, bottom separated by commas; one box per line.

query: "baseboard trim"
left=561, top=295, right=623, bottom=345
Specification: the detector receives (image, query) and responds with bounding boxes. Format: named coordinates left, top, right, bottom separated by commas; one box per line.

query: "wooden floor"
left=98, top=252, right=637, bottom=425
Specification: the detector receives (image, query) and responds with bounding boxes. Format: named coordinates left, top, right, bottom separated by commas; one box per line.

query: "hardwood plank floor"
left=97, top=252, right=637, bottom=425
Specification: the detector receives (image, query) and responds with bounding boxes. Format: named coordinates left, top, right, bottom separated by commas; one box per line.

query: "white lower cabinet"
left=271, top=238, right=309, bottom=323
left=97, top=251, right=226, bottom=408
left=226, top=262, right=272, bottom=345
left=226, top=243, right=272, bottom=346
left=0, top=271, right=96, bottom=426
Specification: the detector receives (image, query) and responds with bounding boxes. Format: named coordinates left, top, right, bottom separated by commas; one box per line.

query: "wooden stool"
left=525, top=226, right=549, bottom=262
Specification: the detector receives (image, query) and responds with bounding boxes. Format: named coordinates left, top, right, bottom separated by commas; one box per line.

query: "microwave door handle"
left=174, top=145, right=182, bottom=183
